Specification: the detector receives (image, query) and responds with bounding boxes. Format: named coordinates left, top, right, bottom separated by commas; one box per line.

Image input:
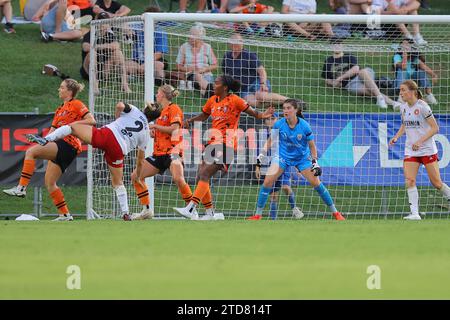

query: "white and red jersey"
left=106, top=104, right=150, bottom=155
left=400, top=99, right=437, bottom=157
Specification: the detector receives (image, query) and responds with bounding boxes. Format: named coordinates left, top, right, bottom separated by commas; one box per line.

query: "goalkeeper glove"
left=311, top=159, right=322, bottom=176
left=256, top=153, right=266, bottom=167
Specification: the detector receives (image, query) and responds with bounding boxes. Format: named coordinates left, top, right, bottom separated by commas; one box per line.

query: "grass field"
left=1, top=220, right=450, bottom=299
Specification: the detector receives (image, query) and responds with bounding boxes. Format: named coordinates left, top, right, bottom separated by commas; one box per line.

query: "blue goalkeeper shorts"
left=272, top=156, right=311, bottom=173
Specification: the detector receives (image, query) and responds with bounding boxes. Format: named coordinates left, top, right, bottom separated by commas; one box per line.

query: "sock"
left=270, top=201, right=277, bottom=220
left=133, top=180, right=149, bottom=206
left=191, top=180, right=209, bottom=207
left=202, top=187, right=213, bottom=212
left=18, top=159, right=35, bottom=188
left=256, top=186, right=272, bottom=215
left=407, top=186, right=419, bottom=215
left=114, top=185, right=129, bottom=215
left=45, top=125, right=72, bottom=142
left=179, top=182, right=193, bottom=204
left=288, top=192, right=296, bottom=209
left=439, top=183, right=450, bottom=201
left=314, top=183, right=338, bottom=213
left=50, top=188, right=69, bottom=215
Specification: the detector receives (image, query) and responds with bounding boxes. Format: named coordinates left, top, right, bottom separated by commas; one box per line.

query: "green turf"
left=1, top=219, right=450, bottom=299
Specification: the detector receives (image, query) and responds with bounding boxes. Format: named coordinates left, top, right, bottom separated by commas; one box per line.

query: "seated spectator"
left=0, top=0, right=15, bottom=33
left=40, top=0, right=93, bottom=42
left=322, top=39, right=400, bottom=109
left=207, top=0, right=227, bottom=12
left=329, top=0, right=348, bottom=14
left=175, top=23, right=218, bottom=98
left=179, top=0, right=206, bottom=13
left=329, top=0, right=352, bottom=38
left=93, top=0, right=130, bottom=18
left=225, top=0, right=242, bottom=12
left=282, top=0, right=335, bottom=40
left=81, top=12, right=131, bottom=93
left=372, top=0, right=427, bottom=45
left=222, top=33, right=289, bottom=107
left=347, top=0, right=372, bottom=14
left=124, top=6, right=168, bottom=86
left=393, top=38, right=437, bottom=104
left=230, top=0, right=274, bottom=35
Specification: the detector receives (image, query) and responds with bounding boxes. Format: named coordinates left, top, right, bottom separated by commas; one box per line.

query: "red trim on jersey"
left=91, top=127, right=124, bottom=168
left=404, top=153, right=439, bottom=165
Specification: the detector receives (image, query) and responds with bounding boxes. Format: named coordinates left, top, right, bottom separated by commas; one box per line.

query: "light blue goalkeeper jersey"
left=271, top=117, right=314, bottom=162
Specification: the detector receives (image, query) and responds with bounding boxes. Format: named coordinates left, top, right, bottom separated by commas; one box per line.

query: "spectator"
left=179, top=0, right=207, bottom=12
left=329, top=0, right=352, bottom=38
left=81, top=12, right=131, bottom=93
left=93, top=0, right=130, bottom=18
left=175, top=23, right=218, bottom=98
left=347, top=0, right=372, bottom=14
left=222, top=33, right=289, bottom=107
left=225, top=0, right=242, bottom=12
left=419, top=0, right=430, bottom=9
left=372, top=0, right=427, bottom=45
left=329, top=0, right=348, bottom=14
left=282, top=0, right=335, bottom=40
left=124, top=6, right=168, bottom=86
left=0, top=0, right=15, bottom=33
left=393, top=38, right=438, bottom=104
left=322, top=39, right=400, bottom=109
left=40, top=0, right=93, bottom=42
left=230, top=0, right=274, bottom=35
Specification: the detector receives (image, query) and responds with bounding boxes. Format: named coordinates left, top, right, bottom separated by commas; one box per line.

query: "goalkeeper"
left=255, top=112, right=304, bottom=220
left=247, top=99, right=345, bottom=221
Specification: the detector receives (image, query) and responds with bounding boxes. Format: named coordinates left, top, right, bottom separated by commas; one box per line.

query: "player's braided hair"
left=159, top=84, right=180, bottom=101
left=63, top=79, right=84, bottom=98
left=283, top=99, right=308, bottom=119
left=220, top=75, right=241, bottom=93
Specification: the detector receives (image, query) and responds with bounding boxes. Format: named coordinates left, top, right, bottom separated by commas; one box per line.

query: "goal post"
left=87, top=13, right=450, bottom=220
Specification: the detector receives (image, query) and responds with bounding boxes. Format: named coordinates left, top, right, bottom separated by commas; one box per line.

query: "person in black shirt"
left=80, top=12, right=130, bottom=93
left=93, top=0, right=130, bottom=18
left=322, top=39, right=400, bottom=110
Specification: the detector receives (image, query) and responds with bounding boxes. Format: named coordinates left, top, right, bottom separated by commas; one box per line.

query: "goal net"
left=88, top=13, right=450, bottom=220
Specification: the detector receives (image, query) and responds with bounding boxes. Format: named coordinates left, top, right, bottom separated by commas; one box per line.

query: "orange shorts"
left=404, top=154, right=439, bottom=165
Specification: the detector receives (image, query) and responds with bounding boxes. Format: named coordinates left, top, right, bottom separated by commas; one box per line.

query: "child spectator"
left=230, top=0, right=274, bottom=35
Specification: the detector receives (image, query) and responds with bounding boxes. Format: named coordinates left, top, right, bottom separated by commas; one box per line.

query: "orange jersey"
left=242, top=3, right=268, bottom=14
left=153, top=103, right=184, bottom=156
left=51, top=99, right=90, bottom=153
left=68, top=0, right=92, bottom=10
left=202, top=94, right=249, bottom=149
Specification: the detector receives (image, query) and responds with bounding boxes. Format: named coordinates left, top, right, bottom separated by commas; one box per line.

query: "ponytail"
left=401, top=80, right=423, bottom=99
left=63, top=79, right=84, bottom=98
left=283, top=99, right=308, bottom=119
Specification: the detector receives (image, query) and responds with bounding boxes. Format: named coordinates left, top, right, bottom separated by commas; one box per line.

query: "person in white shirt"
left=372, top=0, right=427, bottom=45
left=389, top=80, right=450, bottom=220
left=281, top=0, right=334, bottom=40
left=27, top=102, right=155, bottom=221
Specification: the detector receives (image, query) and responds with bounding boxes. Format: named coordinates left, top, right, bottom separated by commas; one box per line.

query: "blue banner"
left=305, top=113, right=450, bottom=186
